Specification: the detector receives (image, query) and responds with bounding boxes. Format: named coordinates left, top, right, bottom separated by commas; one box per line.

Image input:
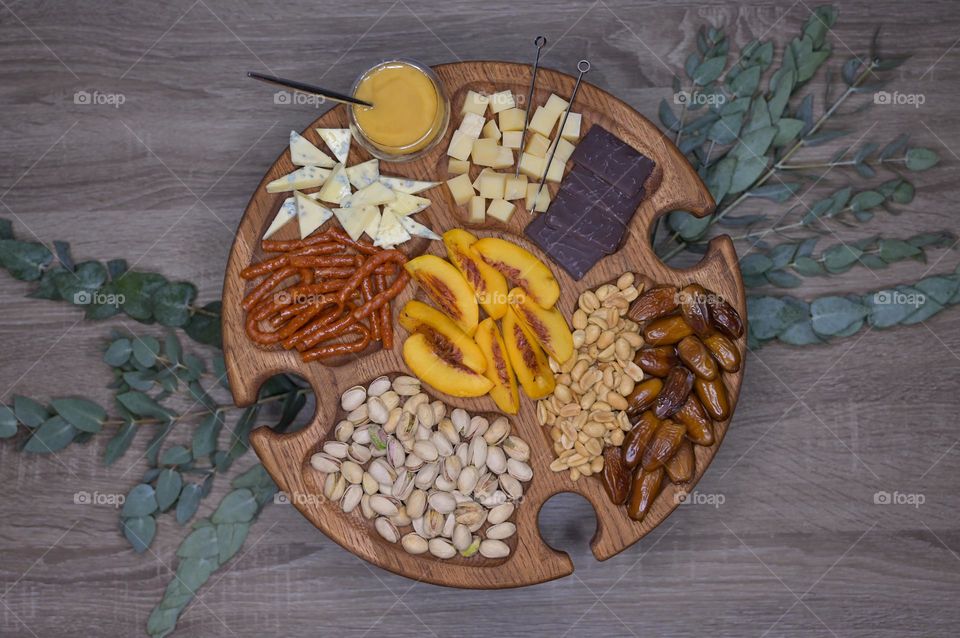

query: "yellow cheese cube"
left=525, top=133, right=551, bottom=158
left=518, top=153, right=545, bottom=180
left=560, top=112, right=582, bottom=141
left=468, top=196, right=486, bottom=223
left=478, top=172, right=506, bottom=199
left=448, top=158, right=470, bottom=175
left=525, top=183, right=551, bottom=212
left=489, top=90, right=516, bottom=114
left=550, top=137, right=576, bottom=162
left=545, top=157, right=567, bottom=183
left=446, top=173, right=475, bottom=205
left=459, top=112, right=486, bottom=139
left=528, top=105, right=560, bottom=138
left=473, top=168, right=493, bottom=190
left=447, top=130, right=473, bottom=161
left=504, top=175, right=528, bottom=201
left=461, top=90, right=489, bottom=116
left=501, top=130, right=523, bottom=149
left=498, top=108, right=526, bottom=132
left=471, top=138, right=502, bottom=167
left=544, top=94, right=570, bottom=119
left=491, top=146, right=513, bottom=169
left=481, top=119, right=501, bottom=141
left=486, top=198, right=516, bottom=222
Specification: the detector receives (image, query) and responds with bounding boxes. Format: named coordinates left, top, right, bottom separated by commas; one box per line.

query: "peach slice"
left=402, top=333, right=493, bottom=398
left=404, top=254, right=479, bottom=336
left=398, top=300, right=486, bottom=374
left=472, top=237, right=560, bottom=309
left=442, top=229, right=509, bottom=320
left=474, top=318, right=520, bottom=414
left=501, top=306, right=556, bottom=400
left=507, top=287, right=574, bottom=363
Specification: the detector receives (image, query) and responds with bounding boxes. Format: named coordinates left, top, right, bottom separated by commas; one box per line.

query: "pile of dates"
left=600, top=282, right=743, bottom=522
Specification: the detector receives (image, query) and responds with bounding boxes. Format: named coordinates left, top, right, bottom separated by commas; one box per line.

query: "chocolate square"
left=525, top=214, right=603, bottom=281
left=570, top=125, right=655, bottom=198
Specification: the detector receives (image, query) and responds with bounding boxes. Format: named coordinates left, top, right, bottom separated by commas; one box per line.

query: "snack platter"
left=222, top=61, right=745, bottom=588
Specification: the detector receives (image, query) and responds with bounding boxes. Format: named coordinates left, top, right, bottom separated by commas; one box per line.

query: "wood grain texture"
left=1, top=0, right=960, bottom=634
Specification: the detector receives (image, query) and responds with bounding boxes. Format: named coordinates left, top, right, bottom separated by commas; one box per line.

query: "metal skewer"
left=534, top=59, right=591, bottom=203
left=515, top=36, right=547, bottom=177
left=247, top=71, right=374, bottom=108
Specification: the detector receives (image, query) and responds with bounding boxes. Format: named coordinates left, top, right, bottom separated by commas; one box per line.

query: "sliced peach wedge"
left=507, top=287, right=574, bottom=364
left=404, top=254, right=479, bottom=336
left=398, top=300, right=486, bottom=374
left=474, top=318, right=520, bottom=414
left=442, top=229, right=508, bottom=319
left=472, top=237, right=560, bottom=309
left=402, top=333, right=493, bottom=398
left=501, top=306, right=556, bottom=400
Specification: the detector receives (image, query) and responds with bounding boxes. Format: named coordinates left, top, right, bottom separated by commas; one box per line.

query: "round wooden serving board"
left=222, top=61, right=746, bottom=588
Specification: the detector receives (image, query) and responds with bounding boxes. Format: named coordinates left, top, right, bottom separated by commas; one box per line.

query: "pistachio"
left=340, top=484, right=363, bottom=513
left=479, top=539, right=511, bottom=558
left=341, top=386, right=366, bottom=411
left=428, top=538, right=456, bottom=559
left=374, top=517, right=400, bottom=543
left=392, top=375, right=421, bottom=396
left=310, top=453, right=340, bottom=474
left=367, top=397, right=389, bottom=424
left=487, top=502, right=515, bottom=525
left=401, top=533, right=429, bottom=555
left=486, top=522, right=517, bottom=540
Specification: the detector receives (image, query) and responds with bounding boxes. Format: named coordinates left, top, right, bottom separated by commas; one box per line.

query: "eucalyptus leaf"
left=211, top=488, right=258, bottom=524
left=117, top=391, right=171, bottom=421
left=176, top=525, right=219, bottom=559
left=693, top=56, right=726, bottom=85
left=133, top=336, right=160, bottom=368
left=13, top=395, right=49, bottom=427
left=50, top=397, right=106, bottom=433
left=103, top=338, right=133, bottom=366
left=23, top=416, right=77, bottom=453
left=104, top=420, right=138, bottom=465
left=810, top=296, right=868, bottom=336
left=153, top=282, right=198, bottom=327
left=192, top=412, right=223, bottom=459
left=112, top=271, right=168, bottom=321
left=0, top=240, right=53, bottom=281
left=160, top=445, right=192, bottom=467
left=123, top=483, right=159, bottom=517
left=216, top=522, right=249, bottom=564
left=123, top=515, right=157, bottom=554
left=175, top=483, right=204, bottom=525
left=184, top=301, right=222, bottom=347
left=157, top=469, right=183, bottom=511
left=728, top=155, right=769, bottom=194
left=0, top=405, right=17, bottom=438
left=904, top=147, right=939, bottom=171
left=740, top=254, right=774, bottom=276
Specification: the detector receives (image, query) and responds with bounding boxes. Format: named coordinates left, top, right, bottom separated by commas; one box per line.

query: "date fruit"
left=600, top=446, right=631, bottom=505
left=694, top=377, right=730, bottom=421
left=627, top=466, right=664, bottom=522
left=643, top=315, right=694, bottom=346
left=634, top=346, right=680, bottom=377
left=641, top=419, right=686, bottom=471
left=676, top=335, right=718, bottom=380
left=627, top=285, right=678, bottom=322
left=706, top=295, right=744, bottom=339
left=622, top=411, right=660, bottom=468
left=674, top=395, right=714, bottom=446
left=626, top=378, right=663, bottom=416
left=678, top=284, right=711, bottom=335
left=664, top=439, right=695, bottom=483
left=703, top=333, right=741, bottom=373
left=653, top=366, right=694, bottom=419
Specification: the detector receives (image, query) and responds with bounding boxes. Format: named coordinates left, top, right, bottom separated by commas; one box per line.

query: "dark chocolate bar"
left=544, top=187, right=626, bottom=254
left=525, top=214, right=602, bottom=281
left=570, top=125, right=655, bottom=198
left=558, top=167, right=642, bottom=226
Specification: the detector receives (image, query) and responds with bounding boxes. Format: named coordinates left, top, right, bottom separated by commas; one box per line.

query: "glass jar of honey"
left=349, top=59, right=450, bottom=162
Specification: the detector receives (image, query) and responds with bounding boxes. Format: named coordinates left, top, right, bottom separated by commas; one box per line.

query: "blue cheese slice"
left=294, top=191, right=333, bottom=238
left=344, top=181, right=396, bottom=208
left=374, top=210, right=411, bottom=247
left=263, top=197, right=297, bottom=238
left=398, top=214, right=441, bottom=241
left=362, top=208, right=382, bottom=240
left=382, top=191, right=431, bottom=217
left=379, top=176, right=440, bottom=195
left=332, top=206, right=377, bottom=242
left=345, top=158, right=380, bottom=190
left=266, top=166, right=331, bottom=193
left=315, top=163, right=351, bottom=204
left=317, top=128, right=351, bottom=164
left=289, top=131, right=335, bottom=167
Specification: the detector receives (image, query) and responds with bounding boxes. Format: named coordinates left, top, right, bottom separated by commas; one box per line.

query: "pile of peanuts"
left=537, top=273, right=645, bottom=481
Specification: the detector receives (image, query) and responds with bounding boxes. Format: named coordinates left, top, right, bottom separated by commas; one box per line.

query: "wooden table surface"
left=1, top=0, right=958, bottom=636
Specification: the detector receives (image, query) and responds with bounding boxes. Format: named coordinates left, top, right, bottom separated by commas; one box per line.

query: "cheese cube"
left=491, top=146, right=514, bottom=169
left=526, top=133, right=551, bottom=158
left=498, top=108, right=526, bottom=132
left=471, top=138, right=501, bottom=167
left=550, top=137, right=577, bottom=162
left=525, top=183, right=551, bottom=212
left=447, top=130, right=473, bottom=161
left=518, top=153, right=545, bottom=180
left=501, top=130, right=523, bottom=149
left=481, top=119, right=501, bottom=141
left=543, top=94, right=570, bottom=119
left=446, top=173, right=475, bottom=205
left=478, top=172, right=506, bottom=199
left=528, top=105, right=560, bottom=138
left=459, top=112, right=486, bottom=139
left=545, top=157, right=567, bottom=183
left=468, top=196, right=486, bottom=223
left=486, top=198, right=516, bottom=222
left=461, top=90, right=489, bottom=116
left=504, top=175, right=528, bottom=201
left=448, top=158, right=470, bottom=175
left=560, top=112, right=582, bottom=141
left=489, top=91, right=516, bottom=114
left=473, top=168, right=493, bottom=191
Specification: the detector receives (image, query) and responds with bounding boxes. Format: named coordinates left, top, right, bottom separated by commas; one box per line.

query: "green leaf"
left=13, top=395, right=48, bottom=427
left=822, top=244, right=863, bottom=273
left=849, top=190, right=885, bottom=212
left=123, top=483, right=159, bottom=517
left=157, top=469, right=183, bottom=511
left=54, top=261, right=108, bottom=305
left=729, top=65, right=761, bottom=97
left=103, top=338, right=133, bottom=366
left=658, top=98, right=681, bottom=132
left=211, top=488, right=258, bottom=524
left=23, top=416, right=77, bottom=452
left=778, top=319, right=823, bottom=346
left=746, top=296, right=788, bottom=340
left=810, top=296, right=868, bottom=336
left=878, top=239, right=922, bottom=262
left=175, top=556, right=218, bottom=592
left=0, top=405, right=17, bottom=438
left=216, top=522, right=250, bottom=564
left=147, top=606, right=181, bottom=638
left=0, top=219, right=12, bottom=240
left=766, top=270, right=803, bottom=288
left=123, top=515, right=157, bottom=554
left=112, top=271, right=168, bottom=321
left=50, top=397, right=106, bottom=433
left=892, top=181, right=915, bottom=204
left=693, top=56, right=726, bottom=85
left=117, top=391, right=171, bottom=421
left=192, top=412, right=223, bottom=458
left=905, top=147, right=939, bottom=171
left=177, top=525, right=219, bottom=559
left=164, top=332, right=183, bottom=366
left=773, top=118, right=805, bottom=146
left=104, top=421, right=138, bottom=465
left=160, top=445, right=192, bottom=466
left=707, top=112, right=744, bottom=144
left=132, top=336, right=160, bottom=368
left=728, top=155, right=769, bottom=194
left=123, top=371, right=156, bottom=392
left=740, top=253, right=774, bottom=276
left=706, top=157, right=736, bottom=202
left=153, top=282, right=198, bottom=327
left=731, top=126, right=777, bottom=160
left=792, top=256, right=825, bottom=276
left=0, top=239, right=53, bottom=281
left=767, top=70, right=795, bottom=120
left=175, top=483, right=203, bottom=525
left=184, top=301, right=222, bottom=347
